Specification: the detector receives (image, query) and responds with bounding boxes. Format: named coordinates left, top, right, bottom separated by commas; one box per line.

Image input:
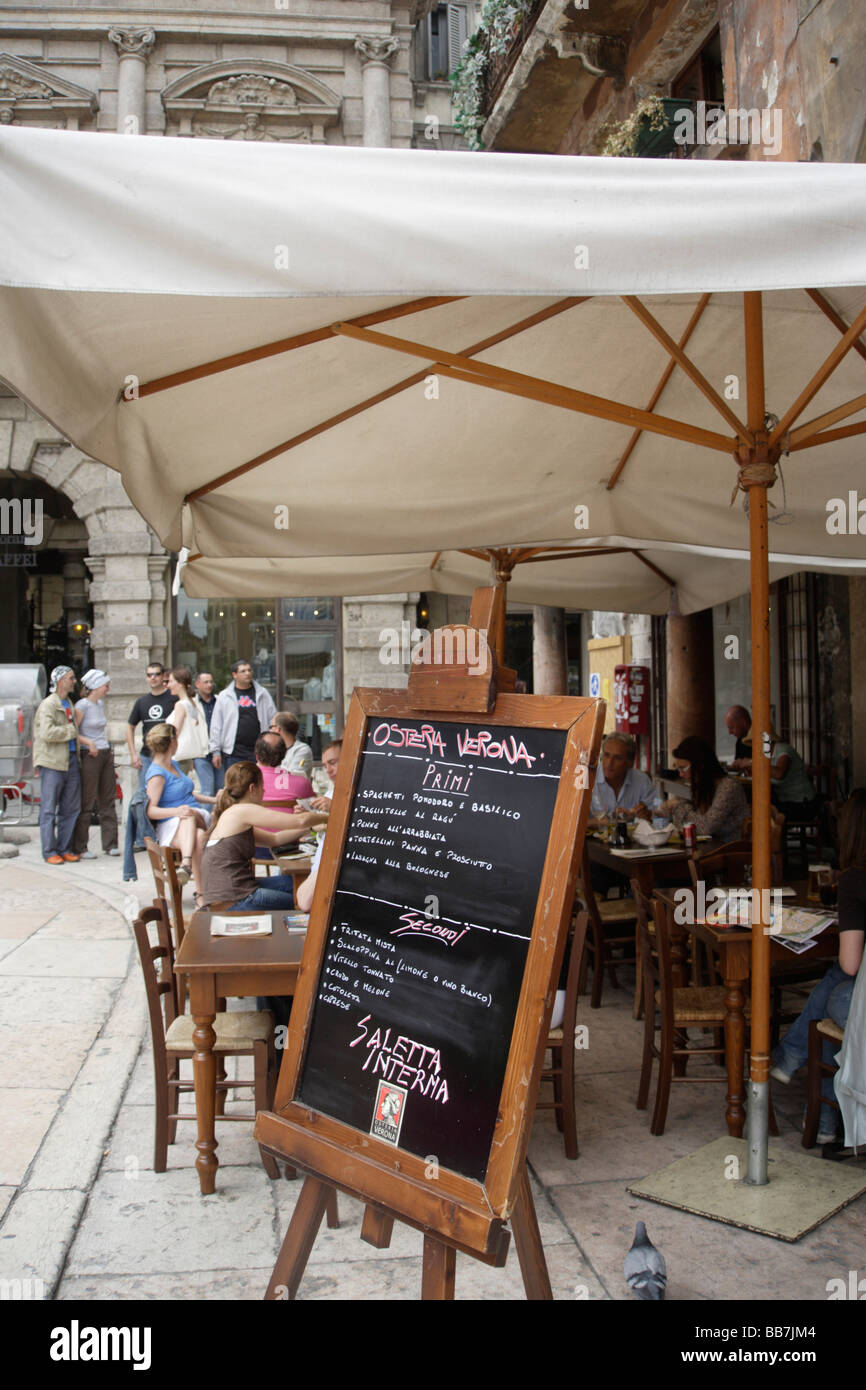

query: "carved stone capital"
left=108, top=28, right=156, bottom=60
left=354, top=36, right=400, bottom=69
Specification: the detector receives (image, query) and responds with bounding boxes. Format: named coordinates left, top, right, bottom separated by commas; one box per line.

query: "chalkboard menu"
left=298, top=715, right=566, bottom=1181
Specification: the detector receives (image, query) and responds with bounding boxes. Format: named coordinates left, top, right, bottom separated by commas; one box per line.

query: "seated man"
left=255, top=732, right=313, bottom=807
left=309, top=739, right=341, bottom=812
left=270, top=711, right=314, bottom=780
left=725, top=704, right=752, bottom=770
left=590, top=732, right=662, bottom=825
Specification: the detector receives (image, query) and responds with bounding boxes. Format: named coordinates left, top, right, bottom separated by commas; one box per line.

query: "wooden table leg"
left=668, top=910, right=689, bottom=1077
left=723, top=962, right=747, bottom=1138
left=266, top=1175, right=332, bottom=1300
left=510, top=1167, right=553, bottom=1300
left=421, top=1235, right=456, bottom=1300
left=192, top=1011, right=218, bottom=1195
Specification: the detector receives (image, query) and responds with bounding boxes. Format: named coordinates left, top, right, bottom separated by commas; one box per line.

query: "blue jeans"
left=232, top=874, right=296, bottom=911
left=39, top=760, right=81, bottom=857
left=193, top=755, right=223, bottom=796
left=773, top=962, right=855, bottom=1134
left=138, top=754, right=153, bottom=791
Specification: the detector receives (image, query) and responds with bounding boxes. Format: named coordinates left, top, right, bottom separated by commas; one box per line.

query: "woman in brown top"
left=200, top=762, right=327, bottom=910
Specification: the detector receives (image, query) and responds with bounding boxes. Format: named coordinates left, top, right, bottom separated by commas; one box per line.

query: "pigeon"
left=623, top=1220, right=667, bottom=1300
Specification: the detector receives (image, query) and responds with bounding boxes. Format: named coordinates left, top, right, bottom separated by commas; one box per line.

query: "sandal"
left=176, top=860, right=192, bottom=887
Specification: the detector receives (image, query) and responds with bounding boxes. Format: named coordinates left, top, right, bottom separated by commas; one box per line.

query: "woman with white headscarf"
left=72, top=669, right=119, bottom=858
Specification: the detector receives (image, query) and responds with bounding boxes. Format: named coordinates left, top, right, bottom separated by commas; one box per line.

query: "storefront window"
left=175, top=592, right=278, bottom=701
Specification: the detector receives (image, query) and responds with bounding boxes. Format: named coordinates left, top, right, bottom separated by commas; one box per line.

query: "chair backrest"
left=741, top=813, right=785, bottom=883
left=807, top=764, right=836, bottom=801
left=132, top=904, right=179, bottom=1068
left=691, top=846, right=752, bottom=890
left=556, top=909, right=589, bottom=1044
left=144, top=836, right=186, bottom=953
left=578, top=844, right=605, bottom=934
left=630, top=878, right=669, bottom=1031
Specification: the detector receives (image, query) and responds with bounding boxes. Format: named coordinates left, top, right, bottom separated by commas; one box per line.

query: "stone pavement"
left=1, top=824, right=864, bottom=1302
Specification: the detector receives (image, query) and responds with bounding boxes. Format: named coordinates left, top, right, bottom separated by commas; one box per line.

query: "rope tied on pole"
left=730, top=439, right=779, bottom=505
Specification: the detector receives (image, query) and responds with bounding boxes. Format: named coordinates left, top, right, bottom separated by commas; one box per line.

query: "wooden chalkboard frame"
left=255, top=683, right=605, bottom=1263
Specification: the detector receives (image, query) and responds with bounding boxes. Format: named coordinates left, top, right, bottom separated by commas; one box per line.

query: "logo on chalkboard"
left=371, top=1081, right=407, bottom=1146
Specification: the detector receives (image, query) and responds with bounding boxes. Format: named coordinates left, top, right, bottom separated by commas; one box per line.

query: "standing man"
left=126, top=663, right=177, bottom=788
left=33, top=666, right=98, bottom=864
left=210, top=659, right=276, bottom=776
left=270, top=711, right=314, bottom=780
left=309, top=739, right=341, bottom=811
left=725, top=705, right=752, bottom=768
left=193, top=671, right=220, bottom=795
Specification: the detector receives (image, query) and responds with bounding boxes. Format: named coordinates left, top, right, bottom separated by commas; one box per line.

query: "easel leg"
left=325, top=1187, right=340, bottom=1229
left=265, top=1176, right=332, bottom=1300
left=510, top=1168, right=553, bottom=1300
left=361, top=1205, right=394, bottom=1249
left=421, top=1235, right=456, bottom=1300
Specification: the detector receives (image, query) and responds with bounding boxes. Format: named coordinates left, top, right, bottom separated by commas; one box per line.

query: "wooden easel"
left=255, top=586, right=604, bottom=1300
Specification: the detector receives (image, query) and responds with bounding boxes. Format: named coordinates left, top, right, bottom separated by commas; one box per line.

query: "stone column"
left=354, top=37, right=400, bottom=147
left=665, top=610, right=716, bottom=754
left=108, top=27, right=155, bottom=136
left=532, top=606, right=568, bottom=695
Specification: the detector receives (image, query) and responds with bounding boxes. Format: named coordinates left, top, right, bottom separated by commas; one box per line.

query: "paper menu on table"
left=209, top=914, right=273, bottom=938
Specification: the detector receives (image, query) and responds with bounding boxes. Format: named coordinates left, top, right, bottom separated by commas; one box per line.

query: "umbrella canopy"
left=2, top=127, right=866, bottom=567
left=180, top=542, right=813, bottom=615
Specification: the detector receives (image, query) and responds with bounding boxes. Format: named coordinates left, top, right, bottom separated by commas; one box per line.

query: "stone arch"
left=18, top=430, right=171, bottom=784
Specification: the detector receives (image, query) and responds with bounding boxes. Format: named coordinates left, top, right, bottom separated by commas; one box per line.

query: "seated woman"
left=254, top=732, right=314, bottom=808
left=144, top=723, right=216, bottom=892
left=200, top=761, right=327, bottom=912
left=739, top=726, right=817, bottom=822
left=770, top=789, right=866, bottom=1143
left=658, top=736, right=748, bottom=843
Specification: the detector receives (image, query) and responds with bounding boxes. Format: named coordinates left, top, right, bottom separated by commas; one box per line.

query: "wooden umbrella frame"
left=133, top=287, right=866, bottom=1185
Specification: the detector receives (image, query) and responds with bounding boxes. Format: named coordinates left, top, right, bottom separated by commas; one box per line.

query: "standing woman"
left=200, top=762, right=327, bottom=911
left=73, top=669, right=119, bottom=859
left=144, top=723, right=215, bottom=892
left=658, top=735, right=748, bottom=844
left=165, top=666, right=209, bottom=776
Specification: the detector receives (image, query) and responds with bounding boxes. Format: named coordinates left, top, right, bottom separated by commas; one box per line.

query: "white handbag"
left=168, top=699, right=209, bottom=760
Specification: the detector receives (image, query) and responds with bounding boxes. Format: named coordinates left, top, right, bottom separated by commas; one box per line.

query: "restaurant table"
left=174, top=909, right=305, bottom=1195
left=654, top=884, right=838, bottom=1138
left=586, top=833, right=731, bottom=895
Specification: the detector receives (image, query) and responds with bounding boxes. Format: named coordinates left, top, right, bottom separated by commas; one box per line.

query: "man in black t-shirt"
left=725, top=705, right=752, bottom=768
left=126, top=663, right=177, bottom=788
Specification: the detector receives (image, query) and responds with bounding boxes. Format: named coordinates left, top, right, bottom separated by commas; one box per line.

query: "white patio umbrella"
left=3, top=126, right=866, bottom=1188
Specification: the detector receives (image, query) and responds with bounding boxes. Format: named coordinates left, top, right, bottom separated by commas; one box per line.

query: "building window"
left=671, top=29, right=725, bottom=106
left=417, top=3, right=468, bottom=81
left=279, top=598, right=342, bottom=757
left=777, top=574, right=820, bottom=767
left=175, top=593, right=278, bottom=702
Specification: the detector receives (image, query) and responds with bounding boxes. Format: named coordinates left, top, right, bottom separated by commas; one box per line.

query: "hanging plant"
left=600, top=94, right=669, bottom=157
left=450, top=0, right=535, bottom=151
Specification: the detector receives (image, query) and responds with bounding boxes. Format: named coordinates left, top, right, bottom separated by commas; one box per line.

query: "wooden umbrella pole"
left=743, top=290, right=774, bottom=1187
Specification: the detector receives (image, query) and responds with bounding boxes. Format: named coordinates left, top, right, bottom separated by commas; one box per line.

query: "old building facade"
left=0, top=1, right=478, bottom=786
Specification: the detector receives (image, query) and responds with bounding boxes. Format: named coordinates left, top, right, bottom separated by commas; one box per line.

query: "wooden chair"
left=785, top=765, right=835, bottom=873
left=802, top=1017, right=843, bottom=1148
left=633, top=884, right=728, bottom=1136
left=537, top=911, right=589, bottom=1159
left=145, top=837, right=192, bottom=1011
left=741, top=812, right=786, bottom=884
left=577, top=845, right=637, bottom=1010
left=132, top=904, right=279, bottom=1177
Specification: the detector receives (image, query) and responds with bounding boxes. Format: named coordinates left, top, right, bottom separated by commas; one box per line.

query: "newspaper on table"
left=699, top=890, right=836, bottom=951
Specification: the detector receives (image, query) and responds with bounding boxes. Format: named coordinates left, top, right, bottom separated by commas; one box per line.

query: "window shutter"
left=447, top=4, right=468, bottom=74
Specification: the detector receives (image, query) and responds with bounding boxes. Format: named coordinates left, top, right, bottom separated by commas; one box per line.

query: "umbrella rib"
left=132, top=297, right=465, bottom=398
left=788, top=417, right=866, bottom=451
left=633, top=550, right=676, bottom=587
left=786, top=392, right=866, bottom=448
left=620, top=295, right=747, bottom=441
left=769, top=300, right=866, bottom=446
left=606, top=293, right=711, bottom=490
left=184, top=297, right=588, bottom=501
left=804, top=288, right=866, bottom=366
left=333, top=322, right=733, bottom=452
